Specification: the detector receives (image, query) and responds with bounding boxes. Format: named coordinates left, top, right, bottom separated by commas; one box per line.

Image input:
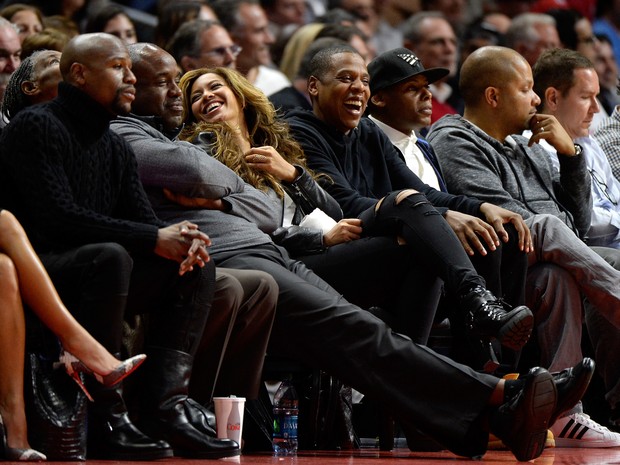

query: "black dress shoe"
left=461, top=286, right=534, bottom=351
left=547, top=358, right=595, bottom=426
left=144, top=411, right=241, bottom=459
left=490, top=367, right=556, bottom=462
left=88, top=413, right=173, bottom=460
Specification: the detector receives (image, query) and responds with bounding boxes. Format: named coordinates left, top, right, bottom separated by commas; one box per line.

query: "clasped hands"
left=445, top=203, right=532, bottom=257
left=155, top=220, right=211, bottom=275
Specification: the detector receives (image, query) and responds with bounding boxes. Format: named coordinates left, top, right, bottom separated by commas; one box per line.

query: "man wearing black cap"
left=285, top=44, right=534, bottom=370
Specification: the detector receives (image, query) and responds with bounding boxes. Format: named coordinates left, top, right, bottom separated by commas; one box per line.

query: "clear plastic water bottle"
left=272, top=379, right=299, bottom=455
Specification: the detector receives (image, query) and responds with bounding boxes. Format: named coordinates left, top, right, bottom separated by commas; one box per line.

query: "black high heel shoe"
left=55, top=349, right=146, bottom=401
left=0, top=414, right=46, bottom=461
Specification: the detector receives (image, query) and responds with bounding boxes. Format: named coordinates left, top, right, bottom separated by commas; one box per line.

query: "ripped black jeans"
left=358, top=190, right=485, bottom=298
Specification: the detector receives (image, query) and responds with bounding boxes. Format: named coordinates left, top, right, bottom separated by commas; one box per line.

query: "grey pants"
left=525, top=214, right=620, bottom=406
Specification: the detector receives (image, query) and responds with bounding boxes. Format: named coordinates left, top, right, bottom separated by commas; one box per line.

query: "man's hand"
left=163, top=188, right=226, bottom=211
left=154, top=221, right=212, bottom=275
left=528, top=113, right=575, bottom=155
left=323, top=218, right=362, bottom=246
left=444, top=210, right=500, bottom=256
left=479, top=202, right=533, bottom=253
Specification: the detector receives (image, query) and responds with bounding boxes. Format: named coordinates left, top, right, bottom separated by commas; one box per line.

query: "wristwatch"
left=573, top=144, right=583, bottom=156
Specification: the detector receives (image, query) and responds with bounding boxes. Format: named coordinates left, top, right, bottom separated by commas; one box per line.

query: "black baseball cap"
left=368, top=47, right=450, bottom=95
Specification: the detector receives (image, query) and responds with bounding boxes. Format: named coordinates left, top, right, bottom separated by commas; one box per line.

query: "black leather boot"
left=86, top=380, right=173, bottom=460
left=461, top=285, right=534, bottom=351
left=141, top=347, right=240, bottom=459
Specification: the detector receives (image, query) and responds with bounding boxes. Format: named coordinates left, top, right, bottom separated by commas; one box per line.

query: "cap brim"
left=418, top=67, right=450, bottom=85
left=371, top=66, right=450, bottom=94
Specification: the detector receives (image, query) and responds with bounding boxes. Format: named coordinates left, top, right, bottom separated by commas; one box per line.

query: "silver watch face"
left=574, top=144, right=582, bottom=156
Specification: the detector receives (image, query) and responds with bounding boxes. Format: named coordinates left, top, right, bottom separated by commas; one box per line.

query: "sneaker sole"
left=554, top=437, right=620, bottom=448
left=497, top=306, right=534, bottom=351
left=505, top=370, right=557, bottom=461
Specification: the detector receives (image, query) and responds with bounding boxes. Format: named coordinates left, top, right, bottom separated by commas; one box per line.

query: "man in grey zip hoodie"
left=428, top=45, right=620, bottom=444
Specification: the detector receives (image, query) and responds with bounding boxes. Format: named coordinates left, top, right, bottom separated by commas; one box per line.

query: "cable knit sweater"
left=0, top=82, right=164, bottom=254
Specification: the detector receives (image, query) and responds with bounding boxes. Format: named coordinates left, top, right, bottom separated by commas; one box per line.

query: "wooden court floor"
left=9, top=447, right=620, bottom=464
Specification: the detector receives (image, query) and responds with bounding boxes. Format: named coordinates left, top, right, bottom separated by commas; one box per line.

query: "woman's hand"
left=245, top=146, right=298, bottom=182
left=323, top=219, right=362, bottom=246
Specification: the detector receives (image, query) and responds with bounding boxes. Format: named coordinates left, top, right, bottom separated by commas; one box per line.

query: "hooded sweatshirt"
left=427, top=114, right=592, bottom=240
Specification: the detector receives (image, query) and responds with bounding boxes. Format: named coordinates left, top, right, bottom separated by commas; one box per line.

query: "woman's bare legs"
left=0, top=253, right=30, bottom=449
left=0, top=210, right=121, bottom=375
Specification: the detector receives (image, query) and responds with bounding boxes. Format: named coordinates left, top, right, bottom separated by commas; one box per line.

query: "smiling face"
left=188, top=72, right=245, bottom=130
left=308, top=52, right=370, bottom=134
left=132, top=48, right=183, bottom=131
left=553, top=68, right=600, bottom=139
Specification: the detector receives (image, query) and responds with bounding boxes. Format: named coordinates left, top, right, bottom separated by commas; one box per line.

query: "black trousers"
left=298, top=236, right=441, bottom=344
left=213, top=243, right=498, bottom=458
left=40, top=242, right=214, bottom=357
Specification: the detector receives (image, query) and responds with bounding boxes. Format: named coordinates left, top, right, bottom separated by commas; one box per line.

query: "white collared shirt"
left=369, top=115, right=441, bottom=190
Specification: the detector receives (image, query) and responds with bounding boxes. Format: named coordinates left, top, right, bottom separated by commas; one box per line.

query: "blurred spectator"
left=594, top=0, right=620, bottom=69
left=85, top=4, right=138, bottom=44
left=402, top=11, right=459, bottom=125
left=595, top=34, right=620, bottom=116
left=326, top=0, right=377, bottom=38
left=484, top=0, right=538, bottom=18
left=0, top=3, right=43, bottom=43
left=373, top=0, right=419, bottom=54
left=460, top=15, right=505, bottom=64
left=316, top=22, right=372, bottom=61
left=421, top=0, right=468, bottom=37
left=261, top=0, right=306, bottom=31
left=20, top=27, right=70, bottom=58
left=505, top=12, right=560, bottom=65
left=211, top=0, right=290, bottom=96
left=42, top=14, right=79, bottom=37
left=278, top=22, right=324, bottom=80
left=318, top=6, right=358, bottom=25
left=261, top=0, right=306, bottom=65
left=483, top=11, right=512, bottom=34
left=155, top=0, right=217, bottom=48
left=166, top=19, right=239, bottom=72
left=0, top=17, right=21, bottom=103
left=547, top=8, right=598, bottom=60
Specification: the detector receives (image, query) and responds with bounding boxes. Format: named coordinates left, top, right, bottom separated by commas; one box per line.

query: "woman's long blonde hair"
left=179, top=67, right=311, bottom=197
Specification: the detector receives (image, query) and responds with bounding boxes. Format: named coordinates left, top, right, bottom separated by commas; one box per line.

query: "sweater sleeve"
left=113, top=118, right=281, bottom=234
left=551, top=144, right=593, bottom=238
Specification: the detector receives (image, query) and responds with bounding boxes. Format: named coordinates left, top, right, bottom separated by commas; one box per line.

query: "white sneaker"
left=551, top=412, right=620, bottom=448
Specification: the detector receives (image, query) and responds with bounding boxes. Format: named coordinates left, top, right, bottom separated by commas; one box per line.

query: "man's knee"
left=590, top=246, right=620, bottom=270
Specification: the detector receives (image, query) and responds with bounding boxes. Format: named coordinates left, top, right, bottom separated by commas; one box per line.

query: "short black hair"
left=308, top=44, right=359, bottom=81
